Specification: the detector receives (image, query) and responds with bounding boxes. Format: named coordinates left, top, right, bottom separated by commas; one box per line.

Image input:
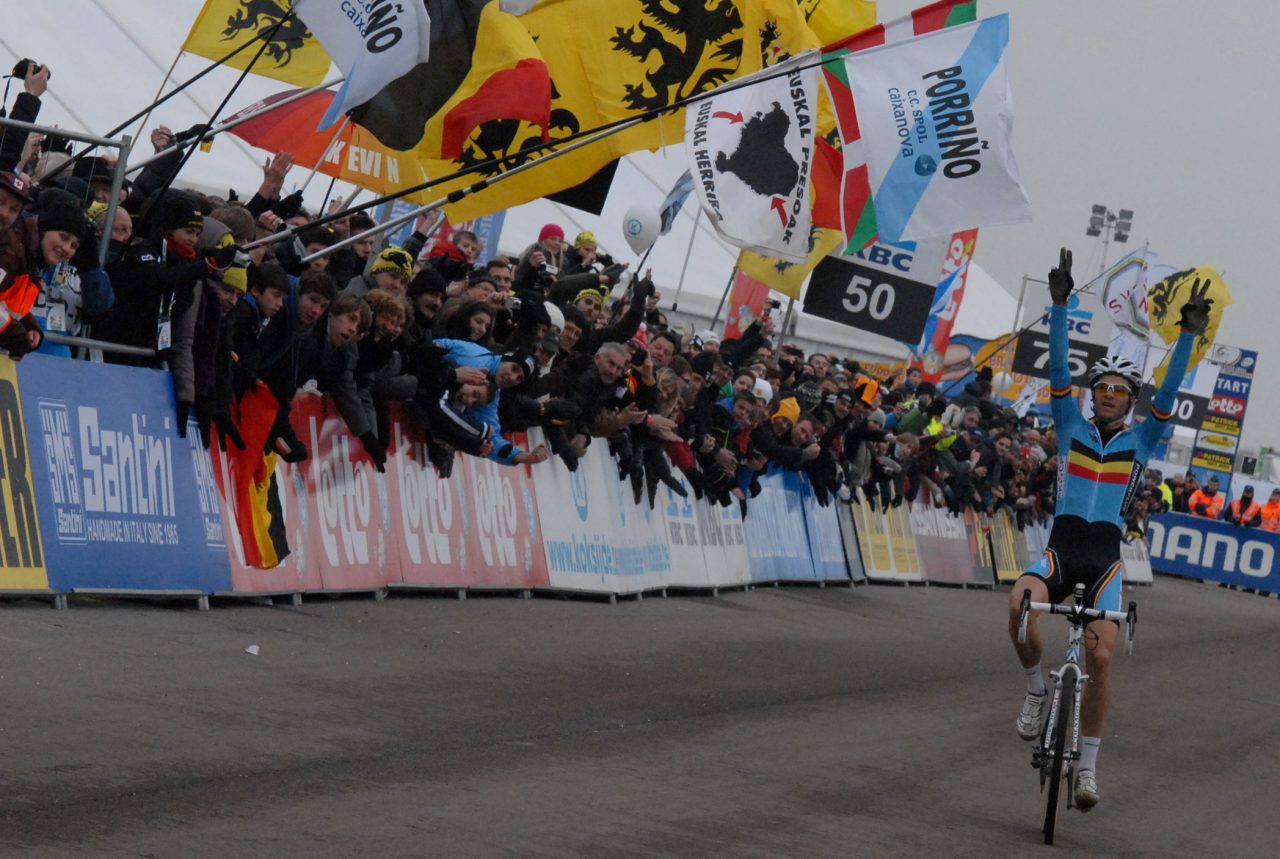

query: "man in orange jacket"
left=1259, top=489, right=1280, bottom=533
left=1188, top=475, right=1225, bottom=519
left=1224, top=485, right=1263, bottom=528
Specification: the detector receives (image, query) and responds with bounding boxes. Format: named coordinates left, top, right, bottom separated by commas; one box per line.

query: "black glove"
left=1177, top=277, right=1213, bottom=335
left=71, top=229, right=100, bottom=272
left=205, top=243, right=238, bottom=272
left=543, top=398, right=581, bottom=422
left=630, top=274, right=654, bottom=301
left=271, top=190, right=305, bottom=220
left=176, top=400, right=192, bottom=437
left=173, top=123, right=211, bottom=143
left=602, top=263, right=627, bottom=287
left=272, top=435, right=309, bottom=463
left=1048, top=247, right=1073, bottom=306
left=360, top=431, right=387, bottom=473
left=213, top=412, right=246, bottom=451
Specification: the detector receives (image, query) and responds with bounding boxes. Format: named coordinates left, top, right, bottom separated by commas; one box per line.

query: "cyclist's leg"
left=1081, top=560, right=1124, bottom=737
left=1009, top=550, right=1063, bottom=666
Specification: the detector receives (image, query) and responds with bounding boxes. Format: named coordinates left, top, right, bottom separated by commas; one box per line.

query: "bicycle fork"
left=1032, top=665, right=1088, bottom=791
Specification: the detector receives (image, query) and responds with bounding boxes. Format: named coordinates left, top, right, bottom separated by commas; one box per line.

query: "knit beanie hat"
left=573, top=230, right=598, bottom=249
left=371, top=247, right=413, bottom=281
left=37, top=188, right=88, bottom=240
left=772, top=397, right=800, bottom=425
left=538, top=223, right=565, bottom=243
left=157, top=190, right=203, bottom=232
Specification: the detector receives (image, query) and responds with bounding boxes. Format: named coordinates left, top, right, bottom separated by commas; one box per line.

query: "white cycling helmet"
left=1087, top=355, right=1142, bottom=395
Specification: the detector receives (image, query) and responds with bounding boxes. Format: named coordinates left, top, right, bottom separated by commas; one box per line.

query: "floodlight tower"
left=1085, top=204, right=1134, bottom=275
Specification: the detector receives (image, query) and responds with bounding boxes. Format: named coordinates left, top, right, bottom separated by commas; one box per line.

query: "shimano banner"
left=1147, top=512, right=1280, bottom=594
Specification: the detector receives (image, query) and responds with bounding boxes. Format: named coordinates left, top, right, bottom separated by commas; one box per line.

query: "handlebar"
left=1017, top=584, right=1138, bottom=655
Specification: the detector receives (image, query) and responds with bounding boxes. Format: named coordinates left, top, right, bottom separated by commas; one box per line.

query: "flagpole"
left=242, top=49, right=852, bottom=250
left=44, top=24, right=299, bottom=185
left=776, top=298, right=797, bottom=350
left=670, top=207, right=702, bottom=313
left=299, top=117, right=351, bottom=194
left=134, top=50, right=183, bottom=145
left=124, top=77, right=343, bottom=174
left=144, top=10, right=298, bottom=208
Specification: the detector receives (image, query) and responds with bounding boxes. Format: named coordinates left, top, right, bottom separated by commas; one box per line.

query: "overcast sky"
left=13, top=1, right=1277, bottom=453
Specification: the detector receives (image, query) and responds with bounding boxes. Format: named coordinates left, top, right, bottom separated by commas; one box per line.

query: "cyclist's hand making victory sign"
left=1049, top=247, right=1073, bottom=306
left=1178, top=278, right=1214, bottom=335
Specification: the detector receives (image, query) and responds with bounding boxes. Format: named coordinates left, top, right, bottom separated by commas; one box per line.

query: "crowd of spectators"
left=0, top=60, right=1223, bottom=531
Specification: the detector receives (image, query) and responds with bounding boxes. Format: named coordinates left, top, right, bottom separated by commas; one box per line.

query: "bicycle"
left=1016, top=582, right=1137, bottom=845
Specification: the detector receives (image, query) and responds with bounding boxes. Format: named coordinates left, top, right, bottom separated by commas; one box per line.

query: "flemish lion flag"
left=822, top=0, right=976, bottom=252
left=736, top=227, right=843, bottom=300
left=798, top=0, right=878, bottom=44
left=181, top=0, right=331, bottom=87
left=1147, top=265, right=1233, bottom=386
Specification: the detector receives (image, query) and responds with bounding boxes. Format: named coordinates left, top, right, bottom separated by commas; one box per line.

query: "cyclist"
left=1009, top=248, right=1210, bottom=811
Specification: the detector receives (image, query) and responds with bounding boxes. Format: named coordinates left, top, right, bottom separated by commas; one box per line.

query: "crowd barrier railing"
left=0, top=357, right=1189, bottom=604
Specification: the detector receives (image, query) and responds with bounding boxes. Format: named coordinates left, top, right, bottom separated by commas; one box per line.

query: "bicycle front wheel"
left=1042, top=685, right=1072, bottom=844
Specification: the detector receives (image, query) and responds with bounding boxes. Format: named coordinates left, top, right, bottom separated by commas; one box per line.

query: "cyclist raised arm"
left=1007, top=247, right=1209, bottom=812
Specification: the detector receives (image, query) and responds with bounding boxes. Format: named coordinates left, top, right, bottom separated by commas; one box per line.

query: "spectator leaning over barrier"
left=1224, top=485, right=1262, bottom=527
left=1188, top=475, right=1224, bottom=519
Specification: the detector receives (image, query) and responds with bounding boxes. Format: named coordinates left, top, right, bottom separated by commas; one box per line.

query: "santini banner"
left=685, top=53, right=820, bottom=263
left=840, top=14, right=1031, bottom=242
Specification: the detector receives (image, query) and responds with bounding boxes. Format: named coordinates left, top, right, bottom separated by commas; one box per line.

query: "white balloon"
left=622, top=204, right=661, bottom=255
left=992, top=371, right=1015, bottom=395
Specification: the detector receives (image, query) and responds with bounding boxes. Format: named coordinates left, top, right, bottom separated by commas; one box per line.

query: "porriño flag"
left=685, top=52, right=821, bottom=262
left=1147, top=265, right=1234, bottom=385
left=841, top=14, right=1030, bottom=242
left=292, top=0, right=433, bottom=128
left=352, top=1, right=551, bottom=158
left=822, top=0, right=976, bottom=252
left=736, top=228, right=844, bottom=300
left=422, top=0, right=822, bottom=222
left=798, top=0, right=878, bottom=44
left=181, top=0, right=332, bottom=87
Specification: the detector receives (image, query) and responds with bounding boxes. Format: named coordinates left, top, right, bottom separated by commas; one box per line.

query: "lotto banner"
left=0, top=358, right=48, bottom=590
left=1147, top=512, right=1280, bottom=594
left=1191, top=344, right=1257, bottom=481
left=17, top=356, right=231, bottom=593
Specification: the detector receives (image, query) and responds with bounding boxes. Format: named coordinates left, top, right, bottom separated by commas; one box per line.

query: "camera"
left=630, top=347, right=649, bottom=367
left=10, top=59, right=48, bottom=81
left=761, top=298, right=782, bottom=318
left=503, top=295, right=522, bottom=311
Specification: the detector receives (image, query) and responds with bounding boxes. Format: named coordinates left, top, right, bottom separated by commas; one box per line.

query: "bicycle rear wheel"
left=1042, top=685, right=1072, bottom=844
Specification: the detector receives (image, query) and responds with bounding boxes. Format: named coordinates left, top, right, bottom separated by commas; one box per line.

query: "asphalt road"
left=1, top=576, right=1276, bottom=858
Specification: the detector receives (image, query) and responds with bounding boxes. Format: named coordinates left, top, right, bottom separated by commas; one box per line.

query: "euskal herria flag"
left=841, top=14, right=1030, bottom=242
left=686, top=53, right=821, bottom=263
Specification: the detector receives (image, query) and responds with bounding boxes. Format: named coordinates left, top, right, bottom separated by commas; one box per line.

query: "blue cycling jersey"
left=1048, top=305, right=1193, bottom=529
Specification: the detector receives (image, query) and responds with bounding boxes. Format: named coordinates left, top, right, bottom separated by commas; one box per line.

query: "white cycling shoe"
left=1074, top=769, right=1099, bottom=811
left=1016, top=690, right=1046, bottom=740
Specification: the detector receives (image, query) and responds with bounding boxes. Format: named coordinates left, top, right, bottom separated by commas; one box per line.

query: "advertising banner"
left=17, top=356, right=231, bottom=593
left=660, top=475, right=751, bottom=589
left=529, top=429, right=670, bottom=594
left=910, top=503, right=981, bottom=585
left=1120, top=536, right=1154, bottom=584
left=849, top=498, right=923, bottom=582
left=743, top=467, right=816, bottom=582
left=1147, top=512, right=1280, bottom=594
left=967, top=509, right=997, bottom=585
left=0, top=358, right=48, bottom=590
left=835, top=503, right=867, bottom=583
left=989, top=508, right=1029, bottom=583
left=1011, top=290, right=1111, bottom=389
left=1191, top=344, right=1256, bottom=481
left=801, top=476, right=851, bottom=582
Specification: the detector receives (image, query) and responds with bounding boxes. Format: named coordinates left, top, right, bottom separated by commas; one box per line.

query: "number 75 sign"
left=1011, top=335, right=1108, bottom=385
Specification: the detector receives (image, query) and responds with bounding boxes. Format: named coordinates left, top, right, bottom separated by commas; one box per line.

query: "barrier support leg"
left=197, top=596, right=210, bottom=612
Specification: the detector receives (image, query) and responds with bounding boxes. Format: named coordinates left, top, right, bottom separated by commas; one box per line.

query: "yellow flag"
left=1147, top=265, right=1234, bottom=385
left=737, top=228, right=843, bottom=300
left=181, top=0, right=331, bottom=88
left=797, top=0, right=878, bottom=44
left=420, top=0, right=823, bottom=221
